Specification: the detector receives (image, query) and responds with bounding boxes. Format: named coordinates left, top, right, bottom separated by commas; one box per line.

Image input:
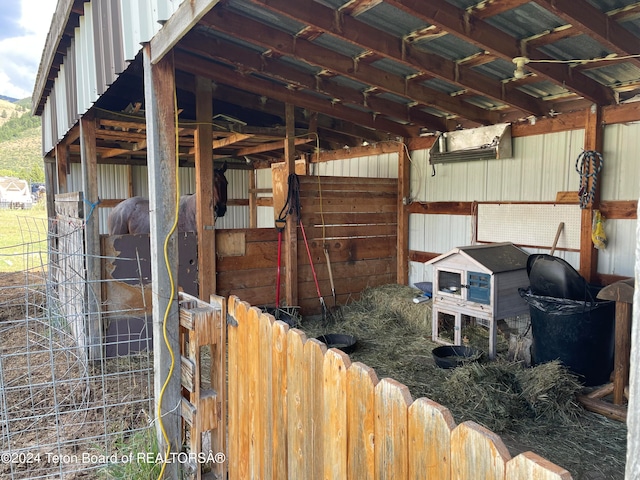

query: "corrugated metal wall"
left=41, top=0, right=179, bottom=154
left=409, top=124, right=640, bottom=286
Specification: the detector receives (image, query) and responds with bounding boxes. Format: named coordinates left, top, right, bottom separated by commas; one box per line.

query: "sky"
left=0, top=1, right=58, bottom=100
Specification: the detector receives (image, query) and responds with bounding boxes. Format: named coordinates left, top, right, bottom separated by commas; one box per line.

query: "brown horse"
left=107, top=164, right=228, bottom=235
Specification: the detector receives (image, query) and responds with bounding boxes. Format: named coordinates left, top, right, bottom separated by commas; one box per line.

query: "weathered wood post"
left=143, top=43, right=181, bottom=479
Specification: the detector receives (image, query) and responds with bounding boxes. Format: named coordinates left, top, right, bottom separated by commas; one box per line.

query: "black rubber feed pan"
left=432, top=345, right=481, bottom=369
left=316, top=334, right=357, bottom=354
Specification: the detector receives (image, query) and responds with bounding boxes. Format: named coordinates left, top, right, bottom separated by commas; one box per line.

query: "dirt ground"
left=0, top=270, right=154, bottom=480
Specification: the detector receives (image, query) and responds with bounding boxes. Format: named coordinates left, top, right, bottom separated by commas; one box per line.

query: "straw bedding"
left=302, top=284, right=626, bottom=480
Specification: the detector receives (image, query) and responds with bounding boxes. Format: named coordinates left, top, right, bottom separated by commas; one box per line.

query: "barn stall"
left=20, top=0, right=640, bottom=478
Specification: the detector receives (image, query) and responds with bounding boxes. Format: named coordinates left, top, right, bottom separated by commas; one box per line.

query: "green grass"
left=0, top=202, right=48, bottom=272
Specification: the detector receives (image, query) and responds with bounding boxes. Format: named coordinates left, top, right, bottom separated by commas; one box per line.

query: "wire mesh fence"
left=0, top=216, right=155, bottom=479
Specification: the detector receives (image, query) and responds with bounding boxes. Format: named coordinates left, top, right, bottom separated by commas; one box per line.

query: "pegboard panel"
left=476, top=203, right=581, bottom=250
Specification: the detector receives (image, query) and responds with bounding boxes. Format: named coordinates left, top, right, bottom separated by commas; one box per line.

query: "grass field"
left=0, top=202, right=48, bottom=272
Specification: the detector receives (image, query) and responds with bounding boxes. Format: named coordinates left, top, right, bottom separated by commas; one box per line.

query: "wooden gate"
left=226, top=295, right=573, bottom=480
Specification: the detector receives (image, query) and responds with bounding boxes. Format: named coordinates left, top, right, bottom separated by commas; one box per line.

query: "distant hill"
left=0, top=97, right=43, bottom=183
left=0, top=95, right=19, bottom=103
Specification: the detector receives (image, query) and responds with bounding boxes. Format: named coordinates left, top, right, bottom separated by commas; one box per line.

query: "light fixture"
left=512, top=57, right=529, bottom=79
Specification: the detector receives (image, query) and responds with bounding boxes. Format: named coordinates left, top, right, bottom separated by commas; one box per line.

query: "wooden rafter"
left=174, top=51, right=421, bottom=138
left=530, top=0, right=640, bottom=70
left=200, top=6, right=502, bottom=125
left=240, top=0, right=546, bottom=118
left=179, top=31, right=455, bottom=131
left=384, top=0, right=616, bottom=105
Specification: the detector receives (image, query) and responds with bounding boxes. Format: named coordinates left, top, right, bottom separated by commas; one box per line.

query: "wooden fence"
left=226, top=295, right=573, bottom=480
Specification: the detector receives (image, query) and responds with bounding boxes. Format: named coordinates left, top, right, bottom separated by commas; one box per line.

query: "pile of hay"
left=433, top=360, right=583, bottom=433
left=300, top=284, right=627, bottom=479
left=305, top=284, right=434, bottom=381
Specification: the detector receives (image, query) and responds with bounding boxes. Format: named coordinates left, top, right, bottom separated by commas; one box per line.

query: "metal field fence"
left=0, top=215, right=155, bottom=479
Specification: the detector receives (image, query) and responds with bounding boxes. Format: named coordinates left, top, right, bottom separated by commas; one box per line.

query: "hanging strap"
left=277, top=173, right=302, bottom=224
left=575, top=150, right=603, bottom=209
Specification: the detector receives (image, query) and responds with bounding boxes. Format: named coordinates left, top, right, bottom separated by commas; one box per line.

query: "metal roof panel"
left=312, top=33, right=366, bottom=58
left=369, top=57, right=420, bottom=77
left=538, top=34, right=614, bottom=61
left=413, top=34, right=484, bottom=62
left=420, top=77, right=464, bottom=95
left=227, top=0, right=306, bottom=35
left=582, top=62, right=640, bottom=88
left=484, top=3, right=566, bottom=39
left=330, top=75, right=371, bottom=91
left=355, top=2, right=429, bottom=37
left=472, top=59, right=515, bottom=81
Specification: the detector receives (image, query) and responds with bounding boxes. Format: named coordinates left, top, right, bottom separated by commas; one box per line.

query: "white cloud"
left=0, top=0, right=56, bottom=99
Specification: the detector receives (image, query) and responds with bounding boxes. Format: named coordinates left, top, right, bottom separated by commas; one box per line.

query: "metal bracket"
left=226, top=313, right=238, bottom=327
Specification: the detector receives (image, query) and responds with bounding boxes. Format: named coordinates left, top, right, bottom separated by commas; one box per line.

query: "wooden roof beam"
left=200, top=7, right=499, bottom=125
left=240, top=0, right=545, bottom=118
left=173, top=70, right=394, bottom=144
left=174, top=51, right=421, bottom=138
left=179, top=31, right=455, bottom=132
left=384, top=0, right=616, bottom=105
left=530, top=0, right=640, bottom=69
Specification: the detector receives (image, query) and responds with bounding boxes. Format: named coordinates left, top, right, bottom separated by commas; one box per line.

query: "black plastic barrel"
left=519, top=288, right=615, bottom=386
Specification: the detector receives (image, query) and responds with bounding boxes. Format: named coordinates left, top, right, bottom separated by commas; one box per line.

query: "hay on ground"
left=299, top=284, right=626, bottom=479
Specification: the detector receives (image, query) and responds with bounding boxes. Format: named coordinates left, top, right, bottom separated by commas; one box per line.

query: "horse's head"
left=214, top=162, right=228, bottom=219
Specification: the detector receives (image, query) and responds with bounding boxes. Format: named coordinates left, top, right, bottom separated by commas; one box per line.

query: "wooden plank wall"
left=227, top=295, right=573, bottom=480
left=216, top=175, right=398, bottom=315
left=296, top=175, right=397, bottom=314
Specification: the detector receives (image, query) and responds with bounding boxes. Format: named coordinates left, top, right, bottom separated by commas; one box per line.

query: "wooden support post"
left=249, top=168, right=257, bottom=229
left=143, top=44, right=181, bottom=479
left=44, top=156, right=56, bottom=223
left=579, top=104, right=603, bottom=282
left=55, top=141, right=69, bottom=194
left=397, top=141, right=410, bottom=284
left=195, top=76, right=216, bottom=300
left=284, top=103, right=298, bottom=308
left=79, top=114, right=103, bottom=363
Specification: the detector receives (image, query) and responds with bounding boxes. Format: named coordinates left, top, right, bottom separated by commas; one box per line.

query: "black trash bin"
left=520, top=253, right=615, bottom=387
left=519, top=289, right=614, bottom=386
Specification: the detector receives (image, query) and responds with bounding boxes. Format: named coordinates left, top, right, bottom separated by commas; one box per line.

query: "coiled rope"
left=575, top=150, right=603, bottom=209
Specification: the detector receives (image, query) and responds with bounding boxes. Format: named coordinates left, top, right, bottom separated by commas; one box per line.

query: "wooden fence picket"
left=506, top=451, right=573, bottom=480
left=235, top=299, right=251, bottom=480
left=304, top=339, right=326, bottom=480
left=374, top=378, right=413, bottom=479
left=450, top=421, right=511, bottom=480
left=271, top=320, right=289, bottom=479
left=226, top=296, right=239, bottom=479
left=246, top=307, right=262, bottom=478
left=323, top=348, right=351, bottom=480
left=346, top=362, right=378, bottom=480
left=287, top=329, right=307, bottom=478
left=408, top=397, right=456, bottom=480
left=258, top=311, right=274, bottom=480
